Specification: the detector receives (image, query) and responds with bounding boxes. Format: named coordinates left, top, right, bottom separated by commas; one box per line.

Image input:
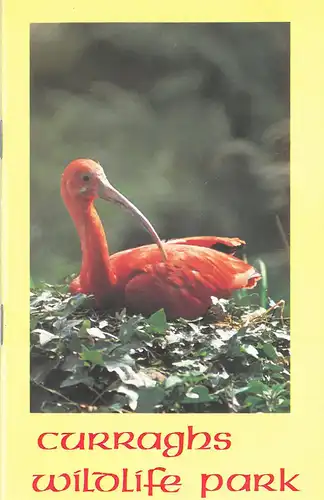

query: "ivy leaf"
left=119, top=317, right=138, bottom=344
left=34, top=329, right=59, bottom=346
left=182, top=386, right=214, bottom=404
left=80, top=348, right=104, bottom=366
left=135, top=387, right=165, bottom=413
left=87, top=327, right=106, bottom=339
left=165, top=375, right=183, bottom=389
left=147, top=309, right=168, bottom=334
left=60, top=374, right=94, bottom=388
left=242, top=344, right=259, bottom=359
left=262, top=343, right=279, bottom=360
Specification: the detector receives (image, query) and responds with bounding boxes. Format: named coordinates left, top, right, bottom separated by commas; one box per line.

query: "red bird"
left=61, top=159, right=261, bottom=320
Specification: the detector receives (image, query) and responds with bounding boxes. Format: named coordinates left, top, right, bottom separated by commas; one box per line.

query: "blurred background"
left=30, top=23, right=290, bottom=302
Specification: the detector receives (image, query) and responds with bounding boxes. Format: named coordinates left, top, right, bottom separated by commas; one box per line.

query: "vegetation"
left=30, top=280, right=290, bottom=414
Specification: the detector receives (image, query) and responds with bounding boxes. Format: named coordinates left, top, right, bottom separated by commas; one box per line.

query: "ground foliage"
left=30, top=283, right=290, bottom=414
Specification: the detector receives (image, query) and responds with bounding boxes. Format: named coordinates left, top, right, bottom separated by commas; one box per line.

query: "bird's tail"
left=244, top=269, right=262, bottom=289
left=231, top=262, right=262, bottom=290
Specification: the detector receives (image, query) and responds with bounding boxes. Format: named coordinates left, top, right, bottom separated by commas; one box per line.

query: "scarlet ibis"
left=61, top=159, right=261, bottom=320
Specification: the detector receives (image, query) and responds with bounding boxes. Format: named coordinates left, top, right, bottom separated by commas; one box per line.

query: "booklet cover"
left=1, top=1, right=324, bottom=498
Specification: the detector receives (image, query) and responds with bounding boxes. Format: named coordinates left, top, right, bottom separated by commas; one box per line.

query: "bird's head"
left=61, top=158, right=114, bottom=202
left=61, top=158, right=167, bottom=260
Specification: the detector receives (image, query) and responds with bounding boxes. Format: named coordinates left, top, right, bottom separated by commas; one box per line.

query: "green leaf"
left=262, top=343, right=279, bottom=360
left=274, top=331, right=290, bottom=341
left=105, top=361, right=155, bottom=388
left=277, top=398, right=290, bottom=408
left=119, top=317, right=138, bottom=344
left=78, top=319, right=91, bottom=338
left=263, top=361, right=283, bottom=372
left=234, top=386, right=250, bottom=395
left=242, top=344, right=259, bottom=359
left=116, top=385, right=139, bottom=411
left=135, top=387, right=165, bottom=413
left=165, top=375, right=183, bottom=389
left=57, top=294, right=88, bottom=318
left=34, top=329, right=59, bottom=346
left=271, top=383, right=287, bottom=394
left=61, top=354, right=85, bottom=372
left=80, top=347, right=104, bottom=366
left=60, top=374, right=94, bottom=388
left=87, top=327, right=106, bottom=339
left=147, top=309, right=168, bottom=334
left=182, top=386, right=214, bottom=404
left=68, top=333, right=84, bottom=353
left=245, top=395, right=264, bottom=407
left=31, top=357, right=60, bottom=384
left=246, top=380, right=268, bottom=394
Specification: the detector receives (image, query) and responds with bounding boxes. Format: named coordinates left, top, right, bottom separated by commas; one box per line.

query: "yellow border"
left=2, top=1, right=324, bottom=498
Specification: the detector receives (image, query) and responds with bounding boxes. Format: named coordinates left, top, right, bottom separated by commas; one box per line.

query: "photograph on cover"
left=30, top=23, right=290, bottom=414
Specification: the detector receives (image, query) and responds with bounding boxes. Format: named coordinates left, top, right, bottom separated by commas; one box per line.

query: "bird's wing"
left=166, top=236, right=246, bottom=254
left=122, top=245, right=260, bottom=320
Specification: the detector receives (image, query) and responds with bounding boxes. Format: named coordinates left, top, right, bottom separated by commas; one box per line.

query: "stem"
left=275, top=214, right=290, bottom=259
left=254, top=258, right=268, bottom=309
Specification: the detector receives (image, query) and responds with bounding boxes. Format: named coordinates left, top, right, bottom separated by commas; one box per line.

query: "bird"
left=61, top=159, right=261, bottom=320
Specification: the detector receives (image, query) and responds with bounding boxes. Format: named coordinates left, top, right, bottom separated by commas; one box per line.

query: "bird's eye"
left=82, top=174, right=90, bottom=182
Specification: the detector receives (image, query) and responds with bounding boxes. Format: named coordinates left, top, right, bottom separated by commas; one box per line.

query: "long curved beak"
left=98, top=176, right=167, bottom=262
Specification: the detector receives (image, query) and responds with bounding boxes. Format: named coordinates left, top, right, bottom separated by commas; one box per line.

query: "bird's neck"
left=70, top=200, right=116, bottom=297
